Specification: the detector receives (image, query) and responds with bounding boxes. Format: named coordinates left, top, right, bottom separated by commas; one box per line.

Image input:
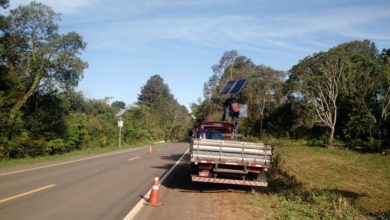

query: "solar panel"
left=219, top=80, right=236, bottom=95
left=115, top=108, right=127, bottom=117
left=230, top=79, right=247, bottom=95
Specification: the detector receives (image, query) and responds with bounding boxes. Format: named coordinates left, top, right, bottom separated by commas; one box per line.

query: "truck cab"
left=195, top=121, right=235, bottom=140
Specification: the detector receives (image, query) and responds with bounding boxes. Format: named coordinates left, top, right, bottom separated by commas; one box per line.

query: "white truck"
left=190, top=121, right=272, bottom=187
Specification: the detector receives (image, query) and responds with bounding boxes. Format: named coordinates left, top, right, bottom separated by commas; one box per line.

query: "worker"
left=222, top=96, right=240, bottom=127
left=222, top=97, right=232, bottom=121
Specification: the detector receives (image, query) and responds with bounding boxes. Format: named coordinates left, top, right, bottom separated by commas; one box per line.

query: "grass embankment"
left=243, top=140, right=390, bottom=219
left=0, top=141, right=157, bottom=169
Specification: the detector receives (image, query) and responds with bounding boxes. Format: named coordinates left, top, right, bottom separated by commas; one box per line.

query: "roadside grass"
left=0, top=141, right=157, bottom=169
left=242, top=139, right=390, bottom=219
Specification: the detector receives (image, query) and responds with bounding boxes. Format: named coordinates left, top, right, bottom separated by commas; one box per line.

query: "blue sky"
left=10, top=0, right=390, bottom=109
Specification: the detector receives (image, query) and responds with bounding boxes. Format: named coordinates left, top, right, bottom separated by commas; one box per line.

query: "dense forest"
left=0, top=1, right=192, bottom=159
left=193, top=42, right=390, bottom=151
left=1, top=1, right=389, bottom=159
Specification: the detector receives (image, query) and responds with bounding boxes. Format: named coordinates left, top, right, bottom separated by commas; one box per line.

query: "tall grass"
left=242, top=139, right=390, bottom=219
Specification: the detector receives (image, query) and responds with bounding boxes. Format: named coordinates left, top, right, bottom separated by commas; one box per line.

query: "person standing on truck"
left=222, top=97, right=232, bottom=121
left=222, top=97, right=240, bottom=127
left=230, top=98, right=240, bottom=127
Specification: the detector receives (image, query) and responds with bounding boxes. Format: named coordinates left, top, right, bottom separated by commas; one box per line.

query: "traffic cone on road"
left=145, top=173, right=160, bottom=207
left=152, top=173, right=160, bottom=186
left=149, top=145, right=153, bottom=154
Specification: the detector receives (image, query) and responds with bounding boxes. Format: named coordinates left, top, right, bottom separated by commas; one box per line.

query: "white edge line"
left=0, top=146, right=151, bottom=177
left=123, top=148, right=189, bottom=220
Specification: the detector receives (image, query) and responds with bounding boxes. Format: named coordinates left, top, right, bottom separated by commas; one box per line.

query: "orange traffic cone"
left=145, top=173, right=160, bottom=206
left=149, top=145, right=153, bottom=154
left=152, top=173, right=160, bottom=186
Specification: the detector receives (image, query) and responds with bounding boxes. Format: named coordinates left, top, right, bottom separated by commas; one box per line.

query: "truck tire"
left=190, top=163, right=198, bottom=175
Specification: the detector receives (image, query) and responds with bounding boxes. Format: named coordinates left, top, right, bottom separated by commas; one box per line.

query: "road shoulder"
left=134, top=154, right=256, bottom=220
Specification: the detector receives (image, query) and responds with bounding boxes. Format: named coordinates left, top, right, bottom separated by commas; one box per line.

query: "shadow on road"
left=160, top=153, right=252, bottom=193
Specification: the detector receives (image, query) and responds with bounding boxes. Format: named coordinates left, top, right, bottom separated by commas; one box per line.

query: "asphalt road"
left=134, top=152, right=252, bottom=220
left=0, top=142, right=188, bottom=220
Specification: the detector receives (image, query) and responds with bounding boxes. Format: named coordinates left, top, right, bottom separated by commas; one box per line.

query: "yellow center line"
left=128, top=156, right=141, bottom=161
left=0, top=184, right=56, bottom=204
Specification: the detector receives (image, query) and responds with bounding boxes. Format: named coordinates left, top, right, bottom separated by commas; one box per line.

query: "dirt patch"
left=209, top=190, right=256, bottom=220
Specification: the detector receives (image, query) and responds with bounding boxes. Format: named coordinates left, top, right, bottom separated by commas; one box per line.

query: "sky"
left=9, top=0, right=390, bottom=109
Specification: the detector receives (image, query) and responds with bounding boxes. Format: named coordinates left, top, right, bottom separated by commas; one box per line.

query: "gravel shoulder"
left=135, top=154, right=257, bottom=220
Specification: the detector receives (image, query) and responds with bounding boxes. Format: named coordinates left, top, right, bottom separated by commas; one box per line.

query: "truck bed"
left=190, top=138, right=272, bottom=165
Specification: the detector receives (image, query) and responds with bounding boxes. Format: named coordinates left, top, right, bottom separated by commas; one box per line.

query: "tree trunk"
left=260, top=118, right=263, bottom=138
left=328, top=126, right=335, bottom=147
left=9, top=71, right=43, bottom=121
left=327, top=104, right=338, bottom=148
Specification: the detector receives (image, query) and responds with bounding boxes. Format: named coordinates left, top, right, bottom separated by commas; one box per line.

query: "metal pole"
left=119, top=126, right=121, bottom=148
left=236, top=123, right=239, bottom=140
left=118, top=116, right=122, bottom=148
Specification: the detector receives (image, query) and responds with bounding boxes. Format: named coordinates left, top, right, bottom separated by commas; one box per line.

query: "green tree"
left=335, top=41, right=390, bottom=149
left=378, top=49, right=390, bottom=124
left=289, top=51, right=349, bottom=146
left=202, top=50, right=239, bottom=119
left=3, top=2, right=87, bottom=120
left=137, top=74, right=192, bottom=141
left=111, top=101, right=126, bottom=112
left=198, top=51, right=285, bottom=137
left=0, top=0, right=8, bottom=9
left=247, top=65, right=284, bottom=136
left=0, top=2, right=90, bottom=158
left=138, top=75, right=172, bottom=108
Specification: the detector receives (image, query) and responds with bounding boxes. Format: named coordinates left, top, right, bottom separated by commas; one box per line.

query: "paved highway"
left=0, top=142, right=188, bottom=220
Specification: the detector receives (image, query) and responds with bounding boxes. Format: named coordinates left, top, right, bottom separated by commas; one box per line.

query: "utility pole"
left=115, top=108, right=126, bottom=148
left=118, top=116, right=123, bottom=148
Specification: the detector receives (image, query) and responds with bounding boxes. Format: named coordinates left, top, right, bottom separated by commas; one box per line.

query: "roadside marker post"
left=115, top=108, right=127, bottom=148
left=118, top=117, right=123, bottom=148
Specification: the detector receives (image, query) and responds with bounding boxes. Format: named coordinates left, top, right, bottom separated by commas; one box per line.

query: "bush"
left=45, top=138, right=67, bottom=155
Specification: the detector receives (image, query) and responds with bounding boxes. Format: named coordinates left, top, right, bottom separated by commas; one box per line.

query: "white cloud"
left=84, top=15, right=261, bottom=51
left=7, top=0, right=225, bottom=17
left=10, top=0, right=390, bottom=43
left=125, top=0, right=237, bottom=8
left=81, top=2, right=389, bottom=52
left=29, top=0, right=384, bottom=61
left=263, top=3, right=390, bottom=39
left=10, top=0, right=93, bottom=14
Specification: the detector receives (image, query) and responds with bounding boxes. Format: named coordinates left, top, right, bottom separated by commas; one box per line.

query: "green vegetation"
left=242, top=140, right=390, bottom=219
left=0, top=0, right=388, bottom=216
left=193, top=41, right=390, bottom=151
left=0, top=2, right=192, bottom=160
left=133, top=75, right=192, bottom=142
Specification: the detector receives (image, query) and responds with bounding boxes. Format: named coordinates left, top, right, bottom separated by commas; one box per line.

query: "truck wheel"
left=190, top=163, right=198, bottom=175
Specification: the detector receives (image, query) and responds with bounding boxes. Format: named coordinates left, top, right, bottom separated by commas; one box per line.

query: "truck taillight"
left=199, top=170, right=211, bottom=177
